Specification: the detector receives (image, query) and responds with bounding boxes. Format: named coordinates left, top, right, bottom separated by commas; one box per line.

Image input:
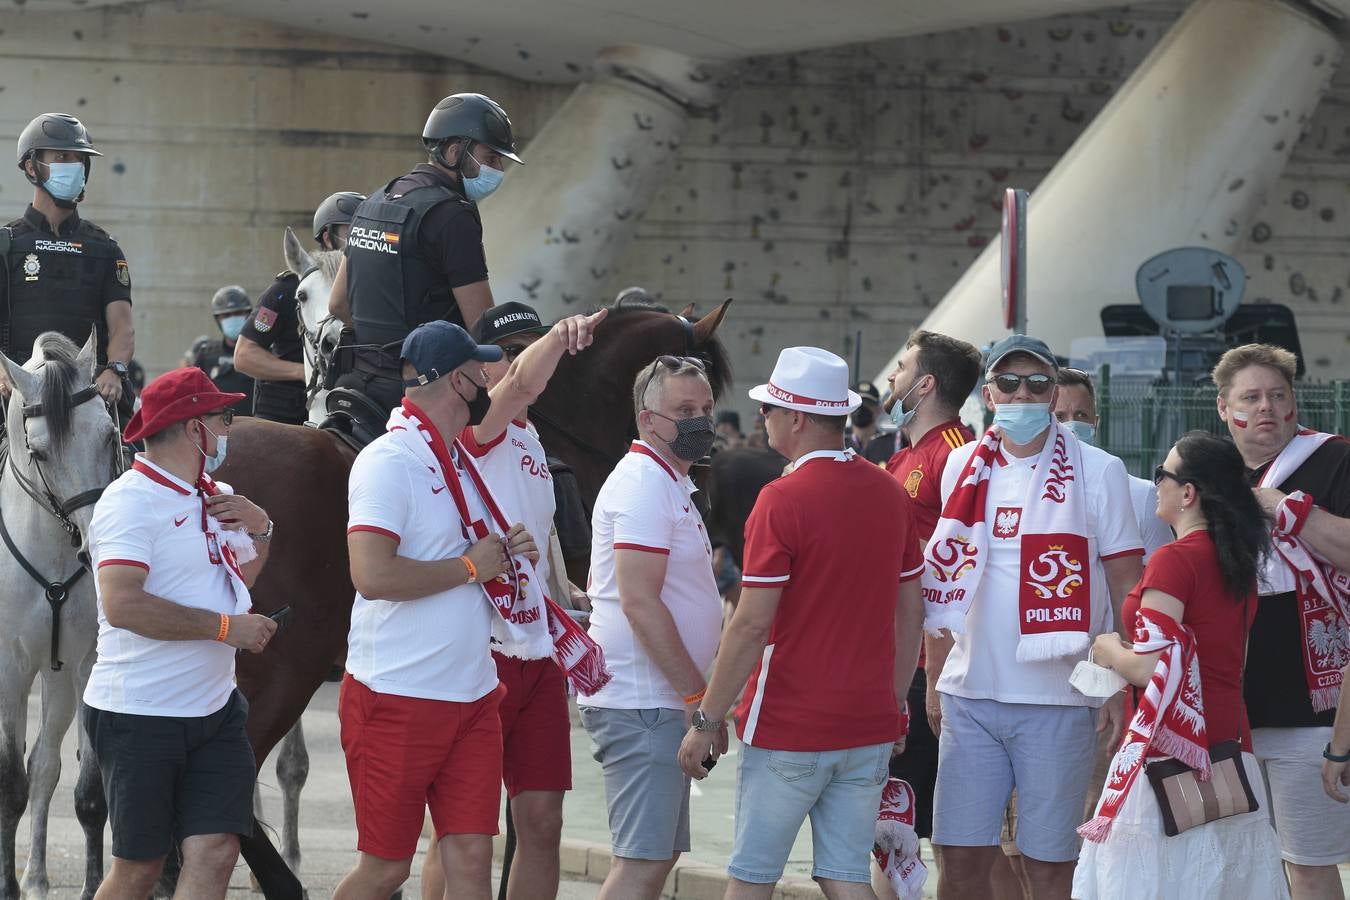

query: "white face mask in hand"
left=1069, top=650, right=1127, bottom=699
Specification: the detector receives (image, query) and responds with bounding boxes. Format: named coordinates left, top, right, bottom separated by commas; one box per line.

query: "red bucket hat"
left=123, top=367, right=244, bottom=443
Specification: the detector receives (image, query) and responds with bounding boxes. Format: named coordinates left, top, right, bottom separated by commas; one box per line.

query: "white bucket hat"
left=748, top=347, right=861, bottom=414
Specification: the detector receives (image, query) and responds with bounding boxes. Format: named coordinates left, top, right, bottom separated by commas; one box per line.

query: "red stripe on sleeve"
left=1101, top=547, right=1145, bottom=561
left=97, top=558, right=149, bottom=571
left=613, top=542, right=671, bottom=555
left=348, top=525, right=401, bottom=542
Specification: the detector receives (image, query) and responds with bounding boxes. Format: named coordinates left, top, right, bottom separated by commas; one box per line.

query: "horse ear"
left=692, top=297, right=733, bottom=345
left=77, top=326, right=98, bottom=382
left=678, top=303, right=697, bottom=319
left=283, top=226, right=314, bottom=278
left=0, top=351, right=39, bottom=402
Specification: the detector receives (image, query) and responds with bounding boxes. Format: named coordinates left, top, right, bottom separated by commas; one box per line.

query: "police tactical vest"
left=346, top=172, right=478, bottom=347
left=192, top=338, right=255, bottom=415
left=3, top=216, right=119, bottom=364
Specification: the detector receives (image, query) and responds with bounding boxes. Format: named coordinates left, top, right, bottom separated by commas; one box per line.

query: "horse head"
left=0, top=330, right=118, bottom=559
left=533, top=298, right=733, bottom=505
left=284, top=226, right=345, bottom=423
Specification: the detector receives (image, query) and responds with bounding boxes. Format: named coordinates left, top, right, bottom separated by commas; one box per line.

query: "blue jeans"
left=728, top=741, right=892, bottom=884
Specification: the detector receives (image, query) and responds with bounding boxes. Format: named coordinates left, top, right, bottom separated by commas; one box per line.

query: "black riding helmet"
left=211, top=285, right=252, bottom=318
left=422, top=93, right=524, bottom=171
left=17, top=113, right=102, bottom=206
left=312, top=191, right=366, bottom=243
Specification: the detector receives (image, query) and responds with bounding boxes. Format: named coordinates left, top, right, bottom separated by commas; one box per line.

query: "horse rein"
left=296, top=262, right=339, bottom=404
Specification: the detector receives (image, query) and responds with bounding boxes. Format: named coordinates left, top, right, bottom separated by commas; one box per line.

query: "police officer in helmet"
left=185, top=286, right=254, bottom=417
left=234, top=190, right=365, bottom=425
left=328, top=92, right=522, bottom=411
left=3, top=112, right=134, bottom=406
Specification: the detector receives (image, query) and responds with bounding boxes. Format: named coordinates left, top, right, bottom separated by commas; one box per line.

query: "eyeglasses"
left=987, top=373, right=1054, bottom=395
left=206, top=408, right=235, bottom=427
left=1153, top=466, right=1189, bottom=486
left=638, top=355, right=707, bottom=411
left=758, top=403, right=780, bottom=417
left=501, top=344, right=528, bottom=361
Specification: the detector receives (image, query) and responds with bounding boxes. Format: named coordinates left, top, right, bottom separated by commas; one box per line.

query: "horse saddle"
left=317, top=387, right=388, bottom=454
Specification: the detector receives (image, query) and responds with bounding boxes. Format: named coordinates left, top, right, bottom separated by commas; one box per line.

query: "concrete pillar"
left=482, top=45, right=728, bottom=315
left=895, top=0, right=1341, bottom=365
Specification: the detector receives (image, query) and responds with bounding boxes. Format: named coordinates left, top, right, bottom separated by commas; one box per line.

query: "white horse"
left=284, top=226, right=344, bottom=426
left=0, top=331, right=117, bottom=900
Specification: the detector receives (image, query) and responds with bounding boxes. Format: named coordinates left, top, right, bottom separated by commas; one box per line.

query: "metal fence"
left=1094, top=366, right=1350, bottom=478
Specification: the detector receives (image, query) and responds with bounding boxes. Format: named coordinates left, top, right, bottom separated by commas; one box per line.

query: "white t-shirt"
left=1129, top=474, right=1173, bottom=563
left=460, top=420, right=556, bottom=589
left=584, top=441, right=723, bottom=711
left=936, top=440, right=1144, bottom=707
left=84, top=457, right=252, bottom=717
left=345, top=431, right=498, bottom=703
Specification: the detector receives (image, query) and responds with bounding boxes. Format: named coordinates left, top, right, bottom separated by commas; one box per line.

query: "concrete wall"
left=3, top=1, right=1347, bottom=412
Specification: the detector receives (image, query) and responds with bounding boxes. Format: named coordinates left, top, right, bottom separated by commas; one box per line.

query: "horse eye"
left=297, top=291, right=307, bottom=302
left=29, top=448, right=46, bottom=462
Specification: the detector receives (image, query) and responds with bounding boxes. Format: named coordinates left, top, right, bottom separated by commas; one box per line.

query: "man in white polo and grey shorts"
left=580, top=355, right=723, bottom=900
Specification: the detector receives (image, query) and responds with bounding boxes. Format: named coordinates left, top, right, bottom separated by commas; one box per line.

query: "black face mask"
left=649, top=411, right=717, bottom=461
left=456, top=377, right=492, bottom=426
left=852, top=405, right=876, bottom=429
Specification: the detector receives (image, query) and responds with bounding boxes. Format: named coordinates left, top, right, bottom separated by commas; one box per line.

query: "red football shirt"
left=1122, top=530, right=1257, bottom=752
left=885, top=418, right=976, bottom=540
left=735, top=451, right=924, bottom=751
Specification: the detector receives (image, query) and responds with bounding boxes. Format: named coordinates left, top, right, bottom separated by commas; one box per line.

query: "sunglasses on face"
left=987, top=373, right=1054, bottom=395
left=1153, top=466, right=1189, bottom=487
left=758, top=403, right=780, bottom=417
left=501, top=344, right=529, bottom=361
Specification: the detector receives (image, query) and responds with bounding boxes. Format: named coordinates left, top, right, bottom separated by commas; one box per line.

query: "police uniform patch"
left=903, top=467, right=924, bottom=499
left=115, top=259, right=130, bottom=287
left=22, top=253, right=39, bottom=282
left=253, top=307, right=277, bottom=333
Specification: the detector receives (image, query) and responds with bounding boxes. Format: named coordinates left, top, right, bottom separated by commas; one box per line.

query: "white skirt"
left=1073, top=752, right=1288, bottom=900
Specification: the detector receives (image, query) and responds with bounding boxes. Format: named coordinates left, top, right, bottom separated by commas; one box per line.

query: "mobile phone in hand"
left=702, top=753, right=717, bottom=773
left=267, top=606, right=293, bottom=631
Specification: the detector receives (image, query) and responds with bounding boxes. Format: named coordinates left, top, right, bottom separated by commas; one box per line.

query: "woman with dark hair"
left=1072, top=431, right=1286, bottom=899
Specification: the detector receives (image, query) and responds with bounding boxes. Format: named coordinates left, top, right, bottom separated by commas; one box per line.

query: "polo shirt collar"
left=792, top=448, right=855, bottom=470
left=629, top=440, right=697, bottom=493
left=132, top=455, right=194, bottom=495
left=23, top=204, right=80, bottom=237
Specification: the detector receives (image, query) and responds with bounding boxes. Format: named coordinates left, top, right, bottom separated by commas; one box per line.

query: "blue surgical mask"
left=993, top=402, right=1052, bottom=444
left=888, top=377, right=928, bottom=431
left=219, top=315, right=247, bottom=341
left=42, top=161, right=86, bottom=202
left=462, top=160, right=503, bottom=202
left=1064, top=420, right=1096, bottom=445
left=195, top=421, right=229, bottom=474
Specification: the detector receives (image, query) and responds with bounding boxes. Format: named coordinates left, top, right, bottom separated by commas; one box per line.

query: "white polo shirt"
left=584, top=441, right=722, bottom=711
left=346, top=428, right=499, bottom=703
left=935, top=440, right=1143, bottom=707
left=460, top=419, right=556, bottom=589
left=84, top=457, right=252, bottom=718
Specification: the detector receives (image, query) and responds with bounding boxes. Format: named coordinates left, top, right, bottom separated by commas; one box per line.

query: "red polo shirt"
left=735, top=451, right=924, bottom=751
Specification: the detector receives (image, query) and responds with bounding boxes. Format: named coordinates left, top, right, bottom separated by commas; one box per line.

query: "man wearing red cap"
left=82, top=367, right=277, bottom=900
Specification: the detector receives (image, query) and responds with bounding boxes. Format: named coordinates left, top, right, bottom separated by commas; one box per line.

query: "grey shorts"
left=932, top=694, right=1096, bottom=863
left=1253, top=725, right=1350, bottom=866
left=579, top=706, right=691, bottom=861
left=84, top=690, right=256, bottom=861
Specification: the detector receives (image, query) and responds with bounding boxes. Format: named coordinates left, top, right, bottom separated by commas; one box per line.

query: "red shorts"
left=494, top=653, right=572, bottom=797
left=339, top=675, right=503, bottom=859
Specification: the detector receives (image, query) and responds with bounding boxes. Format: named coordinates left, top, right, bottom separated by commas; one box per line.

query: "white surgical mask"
left=462, top=159, right=503, bottom=202
left=42, top=161, right=86, bottom=201
left=1063, top=420, right=1096, bottom=445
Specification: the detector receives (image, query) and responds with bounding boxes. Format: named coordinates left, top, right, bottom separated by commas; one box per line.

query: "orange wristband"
left=215, top=614, right=230, bottom=643
left=460, top=555, right=478, bottom=585
left=684, top=688, right=706, bottom=705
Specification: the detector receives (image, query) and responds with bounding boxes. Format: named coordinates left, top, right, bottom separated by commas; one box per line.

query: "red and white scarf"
left=923, top=422, right=1094, bottom=661
left=873, top=778, right=927, bottom=900
left=387, top=402, right=612, bottom=696
left=1079, top=608, right=1209, bottom=842
left=1261, top=429, right=1350, bottom=711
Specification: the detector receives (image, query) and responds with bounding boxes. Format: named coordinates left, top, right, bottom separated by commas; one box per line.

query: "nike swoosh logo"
left=174, top=515, right=188, bottom=527
left=432, top=486, right=446, bottom=494
left=683, top=505, right=690, bottom=512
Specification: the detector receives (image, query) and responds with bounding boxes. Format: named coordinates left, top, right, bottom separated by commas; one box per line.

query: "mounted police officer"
left=327, top=92, right=522, bottom=412
left=185, top=286, right=254, bottom=417
left=1, top=112, right=134, bottom=409
left=234, top=191, right=365, bottom=425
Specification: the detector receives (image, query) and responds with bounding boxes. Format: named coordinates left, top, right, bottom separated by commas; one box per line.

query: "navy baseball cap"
left=985, top=334, right=1058, bottom=376
left=471, top=301, right=550, bottom=344
left=400, top=320, right=502, bottom=387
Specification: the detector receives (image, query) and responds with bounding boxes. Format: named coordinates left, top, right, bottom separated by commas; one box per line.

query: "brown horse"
left=212, top=299, right=732, bottom=898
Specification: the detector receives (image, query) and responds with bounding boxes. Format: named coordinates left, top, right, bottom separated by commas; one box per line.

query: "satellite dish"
left=1135, top=247, right=1245, bottom=334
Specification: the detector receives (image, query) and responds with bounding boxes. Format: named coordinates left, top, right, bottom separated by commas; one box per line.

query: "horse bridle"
left=297, top=262, right=339, bottom=403
left=6, top=384, right=109, bottom=545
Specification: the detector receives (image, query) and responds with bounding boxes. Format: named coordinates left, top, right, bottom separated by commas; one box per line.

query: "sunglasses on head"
left=638, top=355, right=708, bottom=411
left=987, top=372, right=1054, bottom=395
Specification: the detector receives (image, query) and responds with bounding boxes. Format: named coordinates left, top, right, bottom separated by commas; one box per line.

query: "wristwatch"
left=250, top=520, right=274, bottom=542
left=106, top=361, right=129, bottom=378
left=690, top=709, right=721, bottom=732
left=1324, top=742, right=1350, bottom=763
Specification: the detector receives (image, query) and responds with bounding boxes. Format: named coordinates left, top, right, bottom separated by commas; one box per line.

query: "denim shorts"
left=579, top=706, right=690, bottom=861
left=728, top=741, right=892, bottom=884
left=932, top=694, right=1097, bottom=862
